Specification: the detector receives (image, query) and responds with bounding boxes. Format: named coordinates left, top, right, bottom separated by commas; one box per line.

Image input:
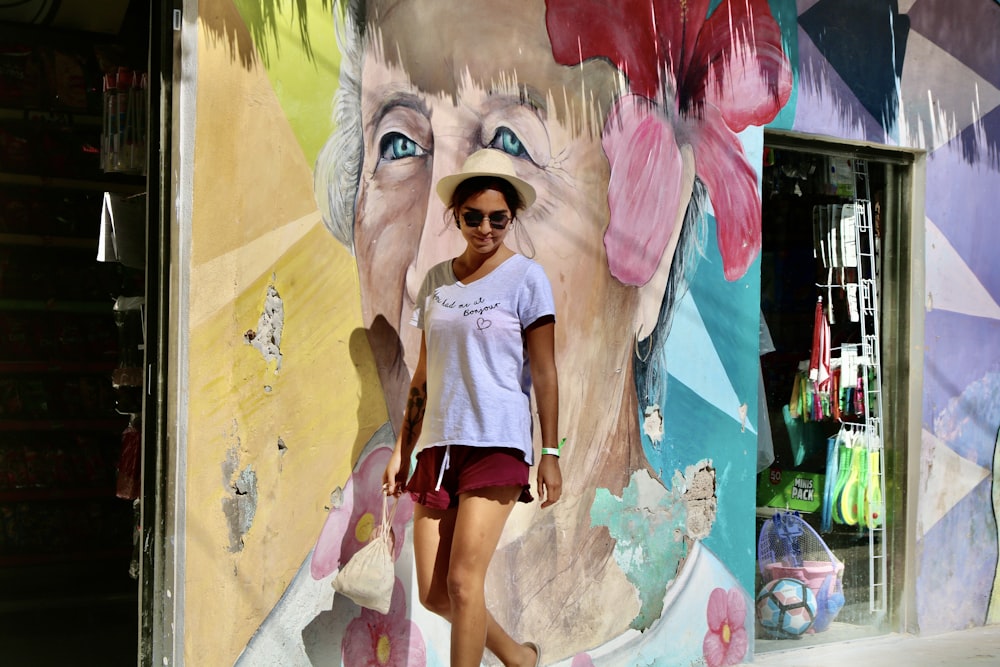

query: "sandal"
left=525, top=641, right=541, bottom=667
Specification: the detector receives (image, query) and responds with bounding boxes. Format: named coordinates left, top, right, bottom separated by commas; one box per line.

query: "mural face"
left=302, top=0, right=788, bottom=663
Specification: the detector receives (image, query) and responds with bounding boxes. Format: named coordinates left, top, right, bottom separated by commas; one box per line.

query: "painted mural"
left=219, top=0, right=790, bottom=664
left=894, top=0, right=1000, bottom=632
left=183, top=0, right=1000, bottom=665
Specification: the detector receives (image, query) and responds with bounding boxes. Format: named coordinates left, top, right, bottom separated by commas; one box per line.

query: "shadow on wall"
left=301, top=594, right=353, bottom=664
left=349, top=325, right=393, bottom=465
left=906, top=0, right=1000, bottom=168
left=204, top=0, right=337, bottom=69
left=302, top=579, right=424, bottom=665
left=796, top=0, right=909, bottom=139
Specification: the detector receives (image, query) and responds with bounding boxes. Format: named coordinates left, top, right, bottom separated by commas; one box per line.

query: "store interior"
left=0, top=1, right=149, bottom=664
left=755, top=143, right=892, bottom=651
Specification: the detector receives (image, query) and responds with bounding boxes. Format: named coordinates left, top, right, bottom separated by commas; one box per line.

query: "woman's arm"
left=526, top=315, right=562, bottom=507
left=383, top=333, right=428, bottom=496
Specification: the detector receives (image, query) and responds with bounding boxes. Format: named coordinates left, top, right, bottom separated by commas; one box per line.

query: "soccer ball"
left=756, top=577, right=817, bottom=638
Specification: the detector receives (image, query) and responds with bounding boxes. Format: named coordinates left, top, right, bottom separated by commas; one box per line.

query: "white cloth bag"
left=331, top=495, right=398, bottom=614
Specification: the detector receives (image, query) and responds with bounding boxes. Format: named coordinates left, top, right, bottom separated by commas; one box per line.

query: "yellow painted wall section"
left=184, top=1, right=386, bottom=664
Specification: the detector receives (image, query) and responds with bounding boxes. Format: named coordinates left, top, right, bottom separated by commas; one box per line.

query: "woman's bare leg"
left=412, top=503, right=457, bottom=619
left=411, top=488, right=538, bottom=667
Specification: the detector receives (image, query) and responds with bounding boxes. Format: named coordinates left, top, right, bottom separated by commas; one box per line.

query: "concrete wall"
left=172, top=0, right=1000, bottom=665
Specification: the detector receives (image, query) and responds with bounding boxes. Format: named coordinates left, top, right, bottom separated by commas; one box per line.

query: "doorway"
left=754, top=133, right=918, bottom=651
left=0, top=1, right=152, bottom=664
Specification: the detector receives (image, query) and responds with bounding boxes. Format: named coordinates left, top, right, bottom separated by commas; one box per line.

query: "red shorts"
left=407, top=445, right=533, bottom=510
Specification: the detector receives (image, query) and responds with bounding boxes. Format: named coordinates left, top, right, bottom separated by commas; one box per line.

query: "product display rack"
left=809, top=159, right=887, bottom=618
left=851, top=159, right=887, bottom=616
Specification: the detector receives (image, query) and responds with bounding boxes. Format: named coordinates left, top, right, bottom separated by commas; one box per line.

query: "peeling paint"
left=592, top=461, right=719, bottom=630
left=683, top=461, right=717, bottom=541
left=222, top=440, right=258, bottom=553
left=325, top=486, right=344, bottom=512
left=642, top=404, right=664, bottom=443
left=592, top=469, right=688, bottom=630
left=276, top=437, right=287, bottom=472
left=246, top=278, right=284, bottom=373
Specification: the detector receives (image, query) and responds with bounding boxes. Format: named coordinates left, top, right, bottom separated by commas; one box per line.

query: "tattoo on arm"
left=402, top=381, right=426, bottom=450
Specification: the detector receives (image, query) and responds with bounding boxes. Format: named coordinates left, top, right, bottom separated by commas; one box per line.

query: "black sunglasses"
left=461, top=210, right=512, bottom=230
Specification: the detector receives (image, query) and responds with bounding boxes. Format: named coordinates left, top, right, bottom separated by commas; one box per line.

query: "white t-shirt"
left=410, top=253, right=555, bottom=464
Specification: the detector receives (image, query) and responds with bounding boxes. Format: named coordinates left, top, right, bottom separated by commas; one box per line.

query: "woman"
left=382, top=148, right=561, bottom=667
left=310, top=1, right=646, bottom=655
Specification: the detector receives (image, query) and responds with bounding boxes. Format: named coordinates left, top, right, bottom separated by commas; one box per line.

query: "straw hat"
left=435, top=149, right=536, bottom=208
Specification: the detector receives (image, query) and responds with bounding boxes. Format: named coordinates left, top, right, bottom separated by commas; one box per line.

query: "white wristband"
left=541, top=447, right=560, bottom=457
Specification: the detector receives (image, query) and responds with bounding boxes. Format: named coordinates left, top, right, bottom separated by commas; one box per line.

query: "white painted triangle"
left=899, top=31, right=1000, bottom=151
left=925, top=217, right=1000, bottom=319
left=664, top=291, right=756, bottom=434
left=795, top=25, right=885, bottom=142
left=917, top=428, right=990, bottom=539
left=190, top=209, right=323, bottom=329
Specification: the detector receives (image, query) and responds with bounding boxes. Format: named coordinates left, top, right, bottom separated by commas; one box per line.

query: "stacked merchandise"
left=101, top=66, right=147, bottom=174
left=0, top=31, right=147, bottom=179
left=757, top=511, right=846, bottom=636
left=821, top=426, right=884, bottom=534
left=0, top=36, right=103, bottom=179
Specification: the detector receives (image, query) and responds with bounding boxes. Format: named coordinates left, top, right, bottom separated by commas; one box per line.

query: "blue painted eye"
left=488, top=127, right=530, bottom=160
left=379, top=132, right=425, bottom=161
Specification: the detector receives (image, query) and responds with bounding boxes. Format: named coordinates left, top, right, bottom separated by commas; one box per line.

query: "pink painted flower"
left=572, top=653, right=596, bottom=666
left=703, top=587, right=749, bottom=667
left=311, top=446, right=414, bottom=579
left=343, top=580, right=426, bottom=667
left=546, top=0, right=792, bottom=283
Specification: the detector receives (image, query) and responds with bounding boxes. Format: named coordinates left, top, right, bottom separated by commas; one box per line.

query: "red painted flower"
left=311, top=446, right=414, bottom=579
left=703, top=587, right=749, bottom=667
left=546, top=0, right=792, bottom=283
left=343, top=580, right=426, bottom=667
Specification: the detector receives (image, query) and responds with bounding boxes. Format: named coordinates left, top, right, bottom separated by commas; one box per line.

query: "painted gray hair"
left=314, top=4, right=365, bottom=250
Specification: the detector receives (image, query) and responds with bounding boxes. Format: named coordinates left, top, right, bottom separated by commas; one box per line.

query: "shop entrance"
left=754, top=133, right=918, bottom=652
left=0, top=1, right=163, bottom=664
